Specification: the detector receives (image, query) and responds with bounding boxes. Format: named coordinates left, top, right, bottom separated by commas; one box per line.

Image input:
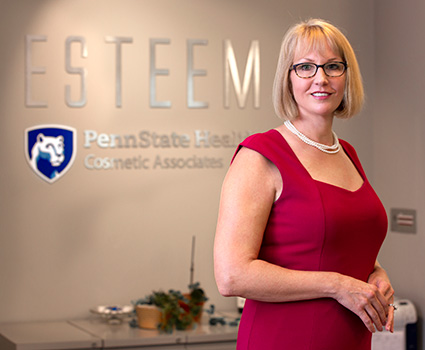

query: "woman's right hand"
left=334, top=274, right=389, bottom=333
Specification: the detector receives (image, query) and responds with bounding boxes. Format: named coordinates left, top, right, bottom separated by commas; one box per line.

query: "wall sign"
left=23, top=33, right=261, bottom=182
left=25, top=35, right=261, bottom=109
left=82, top=129, right=250, bottom=171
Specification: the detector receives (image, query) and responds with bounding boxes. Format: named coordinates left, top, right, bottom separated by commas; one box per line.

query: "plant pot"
left=182, top=293, right=205, bottom=324
left=135, top=305, right=162, bottom=330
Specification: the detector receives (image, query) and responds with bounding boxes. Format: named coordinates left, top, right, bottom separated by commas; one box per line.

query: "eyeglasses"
left=290, top=61, right=347, bottom=78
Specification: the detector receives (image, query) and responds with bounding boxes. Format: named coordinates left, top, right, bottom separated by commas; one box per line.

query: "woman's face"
left=290, top=42, right=346, bottom=121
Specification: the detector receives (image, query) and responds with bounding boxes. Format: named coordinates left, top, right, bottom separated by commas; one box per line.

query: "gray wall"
left=374, top=0, right=425, bottom=346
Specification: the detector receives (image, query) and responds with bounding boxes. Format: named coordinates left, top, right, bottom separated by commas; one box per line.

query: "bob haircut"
left=273, top=19, right=364, bottom=120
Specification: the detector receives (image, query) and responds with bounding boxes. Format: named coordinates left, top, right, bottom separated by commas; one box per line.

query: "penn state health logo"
left=25, top=125, right=77, bottom=183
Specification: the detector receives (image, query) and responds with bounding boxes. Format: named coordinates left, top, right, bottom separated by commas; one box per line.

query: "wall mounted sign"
left=82, top=129, right=250, bottom=171
left=24, top=34, right=260, bottom=181
left=25, top=35, right=261, bottom=109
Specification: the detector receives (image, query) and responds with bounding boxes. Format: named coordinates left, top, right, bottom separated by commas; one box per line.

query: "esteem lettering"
left=25, top=35, right=260, bottom=109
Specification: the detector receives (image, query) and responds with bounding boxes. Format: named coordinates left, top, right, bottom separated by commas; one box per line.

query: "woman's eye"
left=326, top=63, right=340, bottom=70
left=299, top=64, right=314, bottom=71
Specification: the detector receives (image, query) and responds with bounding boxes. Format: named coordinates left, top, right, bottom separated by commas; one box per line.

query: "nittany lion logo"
left=25, top=125, right=77, bottom=183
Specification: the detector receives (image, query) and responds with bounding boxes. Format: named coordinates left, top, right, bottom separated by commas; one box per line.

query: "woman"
left=214, top=19, right=394, bottom=350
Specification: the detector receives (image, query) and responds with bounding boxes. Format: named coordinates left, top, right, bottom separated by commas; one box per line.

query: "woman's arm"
left=214, top=147, right=389, bottom=333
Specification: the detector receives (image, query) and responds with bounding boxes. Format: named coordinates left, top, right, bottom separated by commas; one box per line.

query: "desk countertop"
left=0, top=320, right=101, bottom=350
left=0, top=312, right=239, bottom=350
left=71, top=317, right=238, bottom=348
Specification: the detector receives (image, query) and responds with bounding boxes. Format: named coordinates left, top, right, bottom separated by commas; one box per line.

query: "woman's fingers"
left=386, top=305, right=395, bottom=332
left=379, top=280, right=394, bottom=300
left=359, top=295, right=386, bottom=332
left=385, top=297, right=396, bottom=333
left=376, top=281, right=395, bottom=332
left=375, top=288, right=390, bottom=323
left=367, top=267, right=395, bottom=333
left=357, top=308, right=377, bottom=333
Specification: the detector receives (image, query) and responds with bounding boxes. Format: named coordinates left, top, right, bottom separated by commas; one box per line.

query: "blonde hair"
left=273, top=18, right=364, bottom=120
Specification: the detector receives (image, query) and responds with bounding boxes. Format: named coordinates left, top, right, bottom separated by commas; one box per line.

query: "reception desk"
left=0, top=314, right=238, bottom=350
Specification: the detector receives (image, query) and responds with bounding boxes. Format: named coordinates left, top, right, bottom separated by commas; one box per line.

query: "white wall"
left=0, top=0, right=378, bottom=326
left=374, top=0, right=425, bottom=346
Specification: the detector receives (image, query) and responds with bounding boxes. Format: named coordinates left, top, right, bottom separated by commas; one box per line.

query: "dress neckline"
left=271, top=129, right=366, bottom=193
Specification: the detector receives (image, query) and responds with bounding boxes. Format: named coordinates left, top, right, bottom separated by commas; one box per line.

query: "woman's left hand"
left=367, top=262, right=395, bottom=332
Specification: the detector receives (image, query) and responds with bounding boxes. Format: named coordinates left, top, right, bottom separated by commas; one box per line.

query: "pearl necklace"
left=284, top=120, right=341, bottom=154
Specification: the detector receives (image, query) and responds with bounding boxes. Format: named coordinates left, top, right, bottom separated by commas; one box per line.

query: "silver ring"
left=388, top=303, right=398, bottom=311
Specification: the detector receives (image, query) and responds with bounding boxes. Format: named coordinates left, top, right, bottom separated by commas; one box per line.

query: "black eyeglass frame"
left=290, top=61, right=348, bottom=79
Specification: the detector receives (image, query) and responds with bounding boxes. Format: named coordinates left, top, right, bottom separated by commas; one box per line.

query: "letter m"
left=224, top=40, right=260, bottom=109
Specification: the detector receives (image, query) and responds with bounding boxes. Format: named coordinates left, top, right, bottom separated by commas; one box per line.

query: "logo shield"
left=25, top=125, right=77, bottom=183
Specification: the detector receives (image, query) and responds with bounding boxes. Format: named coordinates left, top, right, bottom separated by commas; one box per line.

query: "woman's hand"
left=367, top=263, right=395, bottom=332
left=334, top=274, right=390, bottom=333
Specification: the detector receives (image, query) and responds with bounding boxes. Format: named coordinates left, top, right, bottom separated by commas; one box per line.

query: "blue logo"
left=25, top=125, right=77, bottom=183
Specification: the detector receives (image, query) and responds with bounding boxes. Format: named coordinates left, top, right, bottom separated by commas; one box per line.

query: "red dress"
left=233, top=130, right=388, bottom=350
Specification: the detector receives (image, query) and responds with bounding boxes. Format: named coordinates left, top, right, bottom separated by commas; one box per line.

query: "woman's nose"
left=314, top=66, right=329, bottom=84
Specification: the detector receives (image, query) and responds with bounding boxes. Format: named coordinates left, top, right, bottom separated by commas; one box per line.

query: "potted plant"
left=132, top=282, right=208, bottom=333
